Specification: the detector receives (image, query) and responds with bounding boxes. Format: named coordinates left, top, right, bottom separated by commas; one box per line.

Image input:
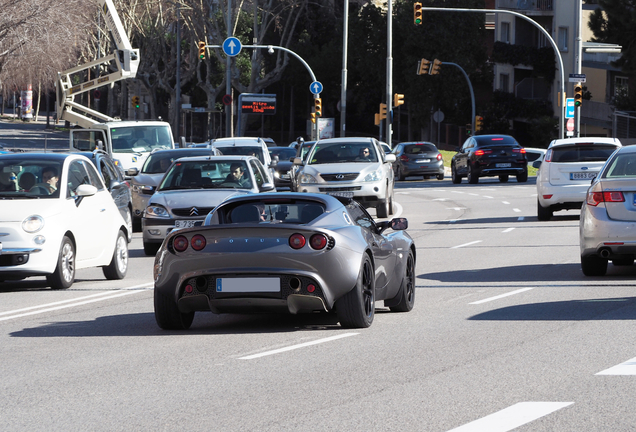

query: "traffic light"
left=394, top=93, right=404, bottom=107
left=430, top=59, right=442, bottom=75
left=574, top=83, right=583, bottom=107
left=418, top=58, right=430, bottom=75
left=466, top=123, right=472, bottom=136
left=198, top=41, right=206, bottom=60
left=414, top=2, right=422, bottom=25
left=475, top=115, right=484, bottom=132
left=132, top=95, right=140, bottom=109
left=379, top=103, right=387, bottom=120
left=374, top=113, right=381, bottom=126
left=314, top=97, right=322, bottom=117
left=310, top=113, right=316, bottom=124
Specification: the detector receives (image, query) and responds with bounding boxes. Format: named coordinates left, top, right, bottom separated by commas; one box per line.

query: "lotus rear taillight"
left=289, top=233, right=306, bottom=249
left=309, top=234, right=328, bottom=250
left=173, top=235, right=189, bottom=252
left=191, top=234, right=206, bottom=251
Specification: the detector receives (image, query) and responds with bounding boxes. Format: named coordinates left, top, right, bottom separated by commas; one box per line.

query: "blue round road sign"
left=222, top=37, right=242, bottom=57
left=309, top=81, right=323, bottom=95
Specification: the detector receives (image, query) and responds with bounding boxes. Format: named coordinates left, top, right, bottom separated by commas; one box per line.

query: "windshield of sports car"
left=110, top=125, right=173, bottom=153
left=0, top=158, right=63, bottom=198
left=158, top=160, right=253, bottom=190
left=308, top=142, right=378, bottom=164
left=548, top=144, right=619, bottom=163
left=215, top=146, right=265, bottom=164
left=208, top=199, right=326, bottom=224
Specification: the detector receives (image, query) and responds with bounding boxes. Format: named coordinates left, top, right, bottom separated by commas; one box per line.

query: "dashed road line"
left=596, top=356, right=636, bottom=375
left=469, top=288, right=534, bottom=304
left=238, top=333, right=359, bottom=360
left=451, top=240, right=482, bottom=249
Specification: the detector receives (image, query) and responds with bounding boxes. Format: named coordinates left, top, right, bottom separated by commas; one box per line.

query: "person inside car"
left=0, top=170, right=18, bottom=191
left=355, top=147, right=373, bottom=161
left=42, top=166, right=60, bottom=193
left=224, top=163, right=248, bottom=187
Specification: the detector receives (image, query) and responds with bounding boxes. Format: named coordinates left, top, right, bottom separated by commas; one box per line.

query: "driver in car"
left=225, top=163, right=249, bottom=187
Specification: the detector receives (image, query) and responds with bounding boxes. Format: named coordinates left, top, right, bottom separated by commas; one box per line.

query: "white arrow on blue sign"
left=222, top=37, right=242, bottom=57
left=309, top=81, right=323, bottom=95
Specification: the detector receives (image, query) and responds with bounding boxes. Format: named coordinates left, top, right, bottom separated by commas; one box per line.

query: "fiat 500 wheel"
left=47, top=236, right=75, bottom=289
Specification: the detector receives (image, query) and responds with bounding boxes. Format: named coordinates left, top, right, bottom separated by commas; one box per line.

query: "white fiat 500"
left=0, top=153, right=130, bottom=288
left=535, top=137, right=622, bottom=220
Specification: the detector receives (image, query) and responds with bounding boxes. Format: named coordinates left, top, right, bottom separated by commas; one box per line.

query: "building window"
left=615, top=76, right=629, bottom=97
left=558, top=27, right=568, bottom=52
left=500, top=74, right=510, bottom=93
left=500, top=22, right=510, bottom=43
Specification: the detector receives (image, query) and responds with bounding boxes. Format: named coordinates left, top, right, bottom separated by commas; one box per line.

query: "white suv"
left=535, top=137, right=621, bottom=220
left=293, top=137, right=396, bottom=218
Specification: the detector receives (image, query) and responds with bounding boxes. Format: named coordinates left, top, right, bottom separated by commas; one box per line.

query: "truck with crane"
left=56, top=0, right=174, bottom=173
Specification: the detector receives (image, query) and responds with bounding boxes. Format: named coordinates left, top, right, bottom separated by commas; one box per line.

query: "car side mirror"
left=270, top=155, right=279, bottom=167
left=126, top=167, right=139, bottom=176
left=532, top=160, right=542, bottom=169
left=293, top=157, right=303, bottom=165
left=75, top=184, right=97, bottom=197
left=385, top=154, right=396, bottom=163
left=391, top=217, right=408, bottom=231
left=260, top=182, right=275, bottom=192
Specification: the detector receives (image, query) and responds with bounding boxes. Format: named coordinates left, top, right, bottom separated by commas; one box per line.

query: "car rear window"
left=216, top=146, right=265, bottom=164
left=214, top=199, right=326, bottom=224
left=550, top=144, right=618, bottom=163
left=474, top=136, right=518, bottom=146
left=603, top=153, right=636, bottom=178
left=404, top=144, right=437, bottom=154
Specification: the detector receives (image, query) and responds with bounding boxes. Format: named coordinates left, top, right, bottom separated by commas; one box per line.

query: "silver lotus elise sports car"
left=153, top=192, right=415, bottom=329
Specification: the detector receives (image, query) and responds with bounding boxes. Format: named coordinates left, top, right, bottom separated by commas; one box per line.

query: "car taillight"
left=289, top=233, right=306, bottom=249
left=400, top=155, right=409, bottom=162
left=191, top=234, right=206, bottom=251
left=586, top=191, right=625, bottom=206
left=544, top=149, right=553, bottom=162
left=173, top=235, right=189, bottom=252
left=436, top=153, right=443, bottom=161
left=474, top=149, right=492, bottom=156
left=309, top=233, right=328, bottom=250
left=513, top=148, right=526, bottom=154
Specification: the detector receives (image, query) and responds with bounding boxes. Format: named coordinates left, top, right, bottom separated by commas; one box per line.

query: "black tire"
left=47, top=236, right=75, bottom=289
left=499, top=175, right=509, bottom=183
left=132, top=217, right=142, bottom=232
left=517, top=171, right=528, bottom=182
left=103, top=230, right=128, bottom=280
left=154, top=290, right=194, bottom=330
left=337, top=255, right=375, bottom=328
left=143, top=241, right=161, bottom=256
left=389, top=250, right=415, bottom=312
left=537, top=200, right=553, bottom=221
left=467, top=164, right=479, bottom=184
left=436, top=173, right=444, bottom=181
left=612, top=257, right=634, bottom=266
left=451, top=164, right=461, bottom=184
left=124, top=208, right=133, bottom=242
left=581, top=255, right=608, bottom=276
left=376, top=199, right=389, bottom=219
left=396, top=166, right=405, bottom=181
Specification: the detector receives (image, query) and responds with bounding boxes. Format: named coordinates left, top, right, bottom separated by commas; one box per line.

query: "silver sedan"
left=580, top=145, right=636, bottom=276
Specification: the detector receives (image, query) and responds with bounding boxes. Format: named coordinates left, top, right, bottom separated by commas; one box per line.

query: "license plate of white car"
left=327, top=191, right=354, bottom=198
left=175, top=220, right=203, bottom=228
left=415, top=159, right=430, bottom=163
left=496, top=163, right=511, bottom=168
left=570, top=172, right=597, bottom=180
left=216, top=277, right=280, bottom=293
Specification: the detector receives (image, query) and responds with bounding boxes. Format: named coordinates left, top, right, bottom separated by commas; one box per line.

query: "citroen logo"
left=336, top=174, right=345, bottom=179
left=190, top=207, right=199, bottom=216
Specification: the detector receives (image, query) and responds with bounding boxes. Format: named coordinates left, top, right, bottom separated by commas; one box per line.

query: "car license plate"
left=570, top=172, right=597, bottom=180
left=496, top=163, right=511, bottom=168
left=415, top=159, right=430, bottom=163
left=216, top=277, right=280, bottom=293
left=175, top=220, right=203, bottom=228
left=327, top=191, right=354, bottom=198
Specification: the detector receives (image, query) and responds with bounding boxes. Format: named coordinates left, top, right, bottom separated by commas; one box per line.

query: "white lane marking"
left=451, top=240, right=482, bottom=249
left=513, top=208, right=521, bottom=212
left=452, top=191, right=465, bottom=194
left=469, top=288, right=534, bottom=305
left=238, top=333, right=359, bottom=360
left=483, top=195, right=493, bottom=199
left=468, top=193, right=479, bottom=196
left=518, top=216, right=525, bottom=221
left=446, top=402, right=574, bottom=432
left=446, top=207, right=466, bottom=210
left=502, top=201, right=510, bottom=205
left=596, top=356, right=636, bottom=375
left=502, top=228, right=515, bottom=233
left=395, top=191, right=410, bottom=194
left=432, top=198, right=447, bottom=201
left=0, top=284, right=152, bottom=322
left=449, top=219, right=459, bottom=223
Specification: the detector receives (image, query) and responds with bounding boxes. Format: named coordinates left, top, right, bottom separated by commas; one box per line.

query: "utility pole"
left=340, top=0, right=348, bottom=137
left=385, top=0, right=393, bottom=146
left=575, top=0, right=582, bottom=137
left=225, top=0, right=233, bottom=137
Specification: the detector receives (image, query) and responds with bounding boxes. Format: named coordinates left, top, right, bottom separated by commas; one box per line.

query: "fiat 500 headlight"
left=363, top=169, right=382, bottom=182
left=145, top=205, right=170, bottom=218
left=299, top=173, right=317, bottom=184
left=22, top=215, right=44, bottom=233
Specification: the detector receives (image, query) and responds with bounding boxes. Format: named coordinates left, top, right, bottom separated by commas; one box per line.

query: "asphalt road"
left=2, top=134, right=636, bottom=430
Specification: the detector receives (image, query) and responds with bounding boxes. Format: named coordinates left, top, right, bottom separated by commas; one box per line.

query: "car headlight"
left=22, top=215, right=44, bottom=233
left=300, top=173, right=317, bottom=184
left=363, top=169, right=382, bottom=182
left=145, top=205, right=170, bottom=218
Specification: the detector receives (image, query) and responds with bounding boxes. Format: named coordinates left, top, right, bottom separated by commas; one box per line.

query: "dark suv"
left=451, top=135, right=528, bottom=184
left=391, top=141, right=444, bottom=181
